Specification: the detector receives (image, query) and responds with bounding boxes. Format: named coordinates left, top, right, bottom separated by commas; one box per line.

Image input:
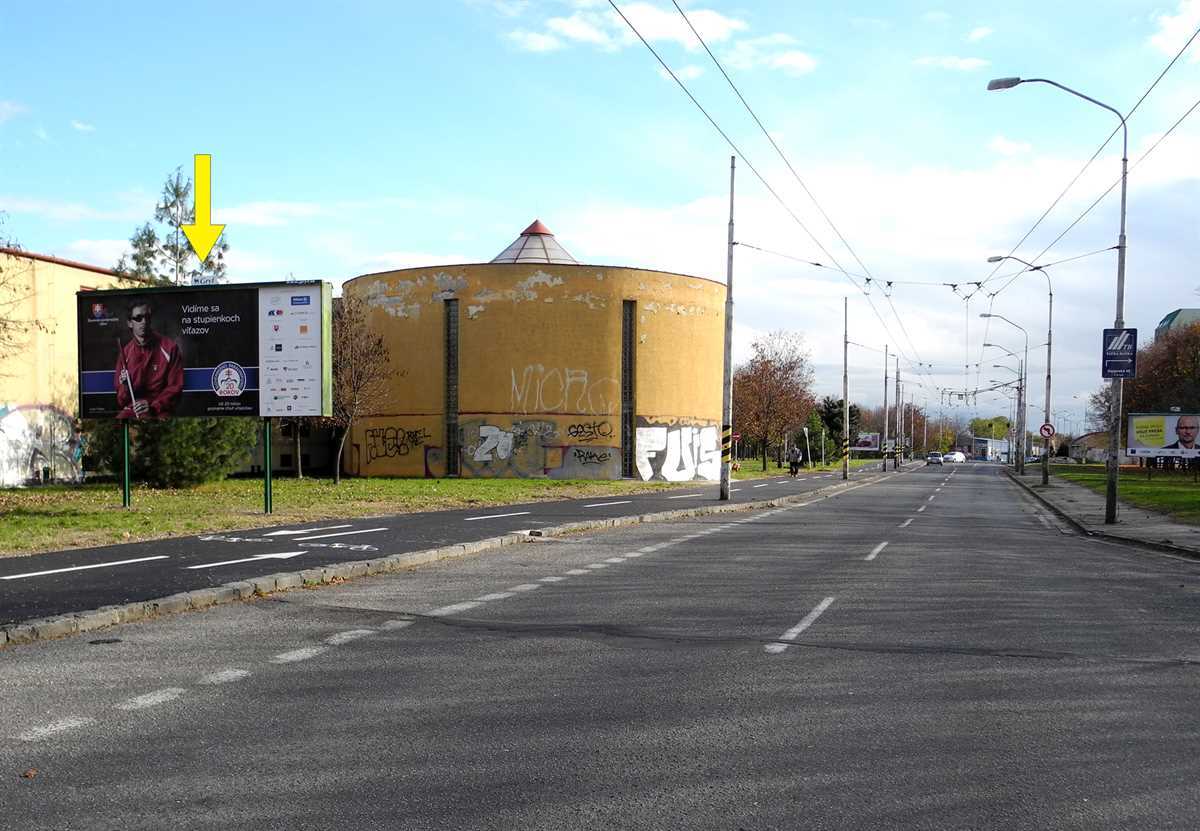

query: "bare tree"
left=0, top=217, right=45, bottom=377
left=732, top=331, right=816, bottom=470
left=331, top=294, right=394, bottom=484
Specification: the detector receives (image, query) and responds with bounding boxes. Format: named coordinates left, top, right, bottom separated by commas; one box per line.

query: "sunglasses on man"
left=129, top=313, right=151, bottom=322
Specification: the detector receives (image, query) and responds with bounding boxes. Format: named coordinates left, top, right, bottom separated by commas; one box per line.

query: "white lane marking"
left=604, top=556, right=627, bottom=564
left=753, top=484, right=770, bottom=488
left=262, top=524, right=352, bottom=537
left=1, top=555, right=169, bottom=581
left=116, top=687, right=186, bottom=711
left=294, top=527, right=387, bottom=541
left=16, top=716, right=97, bottom=742
left=584, top=500, right=633, bottom=508
left=639, top=545, right=663, bottom=553
left=325, top=629, right=375, bottom=646
left=509, top=583, right=541, bottom=592
left=776, top=479, right=790, bottom=483
left=271, top=646, right=328, bottom=663
left=927, top=495, right=936, bottom=502
left=187, top=551, right=306, bottom=570
left=380, top=618, right=414, bottom=630
left=935, top=487, right=942, bottom=492
left=730, top=488, right=742, bottom=492
left=667, top=493, right=703, bottom=500
left=476, top=591, right=515, bottom=601
left=624, top=551, right=644, bottom=558
left=586, top=563, right=609, bottom=570
left=866, top=541, right=889, bottom=561
left=565, top=568, right=590, bottom=575
left=538, top=575, right=567, bottom=583
left=199, top=669, right=250, bottom=685
left=917, top=506, right=926, bottom=513
left=765, top=597, right=836, bottom=654
left=464, top=512, right=532, bottom=522
left=428, top=601, right=482, bottom=616
left=899, top=518, right=914, bottom=528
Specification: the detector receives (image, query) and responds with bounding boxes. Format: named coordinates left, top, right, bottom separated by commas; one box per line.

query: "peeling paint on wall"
left=568, top=292, right=606, bottom=310
left=467, top=305, right=485, bottom=319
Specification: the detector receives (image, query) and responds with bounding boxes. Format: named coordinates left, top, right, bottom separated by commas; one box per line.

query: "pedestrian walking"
left=788, top=445, right=802, bottom=477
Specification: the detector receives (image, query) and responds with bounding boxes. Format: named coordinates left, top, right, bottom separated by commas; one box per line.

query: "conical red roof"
left=491, top=219, right=577, bottom=265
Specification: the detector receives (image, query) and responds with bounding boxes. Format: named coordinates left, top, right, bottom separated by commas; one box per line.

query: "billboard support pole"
left=263, top=418, right=273, bottom=514
left=122, top=421, right=131, bottom=508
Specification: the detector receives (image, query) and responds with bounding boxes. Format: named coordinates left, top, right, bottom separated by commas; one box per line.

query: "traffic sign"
left=731, top=433, right=741, bottom=440
left=1102, top=328, right=1137, bottom=378
left=1039, top=423, right=1055, bottom=439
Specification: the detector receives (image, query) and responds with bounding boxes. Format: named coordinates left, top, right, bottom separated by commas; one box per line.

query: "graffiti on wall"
left=635, top=418, right=720, bottom=482
left=510, top=365, right=619, bottom=417
left=460, top=417, right=621, bottom=479
left=0, top=404, right=82, bottom=486
left=364, top=426, right=431, bottom=463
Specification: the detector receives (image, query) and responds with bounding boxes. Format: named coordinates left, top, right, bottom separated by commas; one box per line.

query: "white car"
left=944, top=451, right=967, bottom=463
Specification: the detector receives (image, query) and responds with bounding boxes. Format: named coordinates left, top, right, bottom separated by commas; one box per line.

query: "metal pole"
left=842, top=297, right=849, bottom=480
left=122, top=420, right=131, bottom=508
left=263, top=418, right=273, bottom=514
left=1105, top=137, right=1129, bottom=523
left=894, top=359, right=901, bottom=469
left=1018, top=359, right=1026, bottom=474
left=1043, top=286, right=1053, bottom=484
left=882, top=345, right=889, bottom=472
left=720, top=156, right=735, bottom=501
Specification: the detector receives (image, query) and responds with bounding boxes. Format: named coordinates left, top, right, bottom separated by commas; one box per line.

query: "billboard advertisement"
left=853, top=432, right=881, bottom=450
left=78, top=282, right=331, bottom=420
left=1125, top=413, right=1200, bottom=457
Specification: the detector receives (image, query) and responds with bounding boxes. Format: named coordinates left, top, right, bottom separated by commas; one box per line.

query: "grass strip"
left=1051, top=464, right=1200, bottom=525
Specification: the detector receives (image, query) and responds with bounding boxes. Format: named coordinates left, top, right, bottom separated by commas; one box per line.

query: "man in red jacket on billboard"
left=115, top=301, right=184, bottom=419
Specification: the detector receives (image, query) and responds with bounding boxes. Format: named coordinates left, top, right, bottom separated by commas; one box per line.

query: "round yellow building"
left=342, top=221, right=724, bottom=481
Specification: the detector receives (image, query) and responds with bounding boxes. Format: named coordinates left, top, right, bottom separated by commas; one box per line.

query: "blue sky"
left=3, top=1, right=1198, bottom=421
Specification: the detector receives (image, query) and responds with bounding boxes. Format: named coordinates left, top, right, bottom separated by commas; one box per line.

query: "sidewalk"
left=1008, top=468, right=1200, bottom=558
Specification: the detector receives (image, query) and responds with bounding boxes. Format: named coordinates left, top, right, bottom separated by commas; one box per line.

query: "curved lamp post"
left=989, top=255, right=1054, bottom=485
left=981, top=314, right=1028, bottom=473
left=988, top=75, right=1127, bottom=522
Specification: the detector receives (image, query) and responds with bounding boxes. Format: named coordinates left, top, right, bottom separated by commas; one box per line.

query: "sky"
left=2, top=0, right=1198, bottom=427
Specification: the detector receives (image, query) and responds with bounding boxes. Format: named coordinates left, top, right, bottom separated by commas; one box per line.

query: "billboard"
left=1125, top=413, right=1200, bottom=457
left=852, top=432, right=881, bottom=450
left=78, top=282, right=331, bottom=420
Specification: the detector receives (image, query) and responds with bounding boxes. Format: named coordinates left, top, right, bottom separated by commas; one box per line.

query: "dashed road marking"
left=324, top=629, right=376, bottom=646
left=538, top=575, right=567, bottom=583
left=464, top=511, right=532, bottom=522
left=199, top=669, right=251, bottom=685
left=509, top=583, right=541, bottom=592
left=667, top=493, right=703, bottom=499
left=584, top=500, right=633, bottom=508
left=565, top=568, right=590, bottom=575
left=270, top=646, right=329, bottom=663
left=294, top=527, right=386, bottom=541
left=899, top=518, right=914, bottom=528
left=765, top=597, right=836, bottom=654
left=586, top=563, right=609, bottom=570
left=917, top=506, right=926, bottom=513
left=866, top=541, right=889, bottom=561
left=116, top=687, right=186, bottom=711
left=476, top=591, right=515, bottom=601
left=16, top=716, right=97, bottom=742
left=2, top=555, right=169, bottom=581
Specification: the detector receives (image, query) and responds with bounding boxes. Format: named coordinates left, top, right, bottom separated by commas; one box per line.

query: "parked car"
left=926, top=452, right=943, bottom=465
left=944, top=451, right=967, bottom=463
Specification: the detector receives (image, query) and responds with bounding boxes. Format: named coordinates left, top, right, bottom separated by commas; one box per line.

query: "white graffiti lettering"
left=510, top=365, right=619, bottom=416
left=635, top=424, right=719, bottom=482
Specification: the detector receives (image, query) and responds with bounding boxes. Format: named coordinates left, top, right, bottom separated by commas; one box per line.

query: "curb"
left=1004, top=469, right=1200, bottom=561
left=0, top=470, right=899, bottom=649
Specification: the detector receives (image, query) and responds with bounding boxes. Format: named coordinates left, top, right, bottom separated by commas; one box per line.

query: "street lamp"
left=988, top=75, right=1128, bottom=523
left=989, top=255, right=1054, bottom=485
left=981, top=313, right=1029, bottom=473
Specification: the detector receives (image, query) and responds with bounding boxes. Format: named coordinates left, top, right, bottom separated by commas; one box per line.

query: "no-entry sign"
left=1039, top=423, right=1055, bottom=438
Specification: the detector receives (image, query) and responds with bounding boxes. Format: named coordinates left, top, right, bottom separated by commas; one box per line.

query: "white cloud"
left=222, top=248, right=289, bottom=281
left=547, top=12, right=615, bottom=48
left=470, top=0, right=529, bottom=17
left=221, top=201, right=324, bottom=227
left=70, top=120, right=95, bottom=133
left=507, top=29, right=563, bottom=52
left=619, top=2, right=747, bottom=49
left=57, top=239, right=129, bottom=268
left=914, top=55, right=989, bottom=70
left=1150, top=0, right=1200, bottom=61
left=967, top=26, right=993, bottom=42
left=0, top=195, right=143, bottom=222
left=770, top=51, right=819, bottom=75
left=988, top=135, right=1032, bottom=156
left=0, top=101, right=27, bottom=125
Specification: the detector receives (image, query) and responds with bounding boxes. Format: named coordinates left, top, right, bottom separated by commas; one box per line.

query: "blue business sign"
left=1102, top=328, right=1137, bottom=379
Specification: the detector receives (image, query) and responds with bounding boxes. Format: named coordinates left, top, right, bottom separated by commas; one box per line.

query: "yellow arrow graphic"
left=181, top=153, right=226, bottom=262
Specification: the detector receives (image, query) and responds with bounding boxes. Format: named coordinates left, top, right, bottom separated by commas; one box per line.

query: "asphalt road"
left=4, top=463, right=1200, bottom=829
left=0, top=465, right=884, bottom=625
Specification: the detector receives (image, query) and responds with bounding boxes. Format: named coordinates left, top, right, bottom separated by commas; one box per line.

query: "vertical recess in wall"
left=444, top=298, right=460, bottom=476
left=621, top=299, right=637, bottom=478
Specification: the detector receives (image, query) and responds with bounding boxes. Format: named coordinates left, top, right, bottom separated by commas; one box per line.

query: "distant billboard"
left=77, top=282, right=331, bottom=420
left=1126, top=413, right=1199, bottom=458
left=853, top=432, right=880, bottom=450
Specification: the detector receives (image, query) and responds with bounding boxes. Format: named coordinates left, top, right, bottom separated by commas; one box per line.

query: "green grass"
left=0, top=476, right=685, bottom=558
left=731, top=457, right=882, bottom=480
left=1051, top=463, right=1200, bottom=524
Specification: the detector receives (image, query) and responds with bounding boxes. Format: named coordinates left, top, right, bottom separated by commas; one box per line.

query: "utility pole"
left=894, top=358, right=901, bottom=469
left=842, top=297, right=849, bottom=481
left=720, top=156, right=735, bottom=501
left=882, top=345, right=889, bottom=472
